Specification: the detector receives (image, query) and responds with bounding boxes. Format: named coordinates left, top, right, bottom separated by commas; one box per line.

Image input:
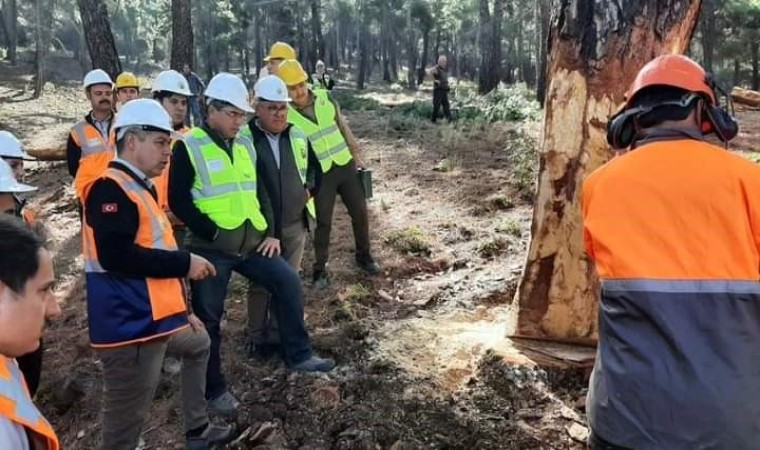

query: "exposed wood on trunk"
left=514, top=0, right=703, bottom=344
left=77, top=0, right=121, bottom=79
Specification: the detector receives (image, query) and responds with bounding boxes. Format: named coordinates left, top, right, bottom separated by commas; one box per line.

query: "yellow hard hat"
left=264, top=42, right=296, bottom=62
left=115, top=71, right=139, bottom=90
left=277, top=59, right=308, bottom=87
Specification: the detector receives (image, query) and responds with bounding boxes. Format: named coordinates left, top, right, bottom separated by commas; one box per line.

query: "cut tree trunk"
left=514, top=0, right=702, bottom=344
left=77, top=0, right=121, bottom=79
left=170, top=0, right=193, bottom=71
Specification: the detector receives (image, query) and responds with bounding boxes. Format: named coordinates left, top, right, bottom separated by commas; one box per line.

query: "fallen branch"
left=27, top=144, right=66, bottom=161
left=731, top=87, right=760, bottom=107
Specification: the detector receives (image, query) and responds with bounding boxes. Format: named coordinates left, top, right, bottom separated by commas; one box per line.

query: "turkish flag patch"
left=102, top=203, right=118, bottom=213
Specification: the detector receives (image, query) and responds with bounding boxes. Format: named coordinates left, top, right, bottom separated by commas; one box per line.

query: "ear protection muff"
left=606, top=106, right=648, bottom=149
left=606, top=93, right=701, bottom=150
left=702, top=75, right=739, bottom=143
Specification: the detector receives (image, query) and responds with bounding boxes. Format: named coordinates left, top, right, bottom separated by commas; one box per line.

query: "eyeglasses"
left=221, top=109, right=247, bottom=120
left=265, top=105, right=288, bottom=115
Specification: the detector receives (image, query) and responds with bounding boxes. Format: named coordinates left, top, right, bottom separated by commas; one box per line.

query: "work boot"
left=290, top=355, right=336, bottom=373
left=185, top=422, right=235, bottom=450
left=208, top=391, right=239, bottom=417
left=312, top=269, right=330, bottom=290
left=356, top=257, right=381, bottom=275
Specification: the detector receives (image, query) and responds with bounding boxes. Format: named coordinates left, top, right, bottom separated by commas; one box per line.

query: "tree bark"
left=77, top=0, right=121, bottom=79
left=417, top=29, right=430, bottom=85
left=406, top=8, right=418, bottom=89
left=33, top=0, right=53, bottom=99
left=310, top=0, right=324, bottom=64
left=356, top=0, right=370, bottom=89
left=514, top=0, right=703, bottom=344
left=752, top=40, right=760, bottom=91
left=536, top=0, right=550, bottom=105
left=700, top=0, right=715, bottom=73
left=4, top=0, right=17, bottom=65
left=170, top=0, right=193, bottom=71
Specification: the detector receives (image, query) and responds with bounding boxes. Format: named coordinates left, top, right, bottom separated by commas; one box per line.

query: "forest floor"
left=3, top=58, right=760, bottom=450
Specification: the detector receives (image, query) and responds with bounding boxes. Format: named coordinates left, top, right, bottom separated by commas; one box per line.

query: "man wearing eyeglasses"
left=169, top=73, right=335, bottom=417
left=240, top=75, right=319, bottom=361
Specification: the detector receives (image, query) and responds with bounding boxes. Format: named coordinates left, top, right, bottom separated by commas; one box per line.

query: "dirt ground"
left=5, top=58, right=759, bottom=450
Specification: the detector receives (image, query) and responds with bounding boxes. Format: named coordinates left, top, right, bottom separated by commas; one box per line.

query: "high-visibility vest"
left=83, top=168, right=188, bottom=348
left=155, top=126, right=190, bottom=211
left=239, top=125, right=316, bottom=220
left=70, top=120, right=116, bottom=200
left=287, top=90, right=353, bottom=173
left=182, top=128, right=267, bottom=231
left=0, top=356, right=59, bottom=450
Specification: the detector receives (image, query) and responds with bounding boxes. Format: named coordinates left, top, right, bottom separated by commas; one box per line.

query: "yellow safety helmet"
left=115, top=71, right=139, bottom=90
left=278, top=59, right=308, bottom=87
left=264, top=42, right=296, bottom=62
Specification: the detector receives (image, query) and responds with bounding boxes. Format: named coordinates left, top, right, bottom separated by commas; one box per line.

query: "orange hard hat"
left=625, top=54, right=716, bottom=107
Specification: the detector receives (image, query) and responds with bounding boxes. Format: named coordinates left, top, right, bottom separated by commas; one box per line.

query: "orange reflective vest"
left=582, top=139, right=760, bottom=448
left=70, top=120, right=116, bottom=200
left=82, top=168, right=189, bottom=348
left=155, top=126, right=190, bottom=212
left=0, top=356, right=58, bottom=450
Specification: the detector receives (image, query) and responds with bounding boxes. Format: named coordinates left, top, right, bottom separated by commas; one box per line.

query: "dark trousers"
left=588, top=431, right=632, bottom=450
left=185, top=98, right=202, bottom=127
left=16, top=340, right=43, bottom=396
left=248, top=222, right=307, bottom=348
left=432, top=89, right=451, bottom=122
left=190, top=248, right=312, bottom=399
left=314, top=160, right=372, bottom=271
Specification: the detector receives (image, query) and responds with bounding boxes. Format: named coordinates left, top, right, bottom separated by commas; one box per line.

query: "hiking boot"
left=356, top=257, right=381, bottom=275
left=290, top=355, right=336, bottom=373
left=208, top=391, right=239, bottom=417
left=185, top=422, right=235, bottom=450
left=162, top=356, right=182, bottom=375
left=312, top=270, right=330, bottom=290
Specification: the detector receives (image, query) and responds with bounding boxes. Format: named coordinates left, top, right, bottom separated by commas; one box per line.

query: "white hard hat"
left=0, top=159, right=35, bottom=194
left=113, top=99, right=174, bottom=141
left=83, top=69, right=114, bottom=89
left=0, top=131, right=34, bottom=161
left=254, top=75, right=291, bottom=102
left=152, top=70, right=193, bottom=96
left=204, top=72, right=254, bottom=113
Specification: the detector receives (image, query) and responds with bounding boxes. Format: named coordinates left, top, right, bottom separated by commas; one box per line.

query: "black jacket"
left=85, top=161, right=190, bottom=278
left=247, top=121, right=320, bottom=236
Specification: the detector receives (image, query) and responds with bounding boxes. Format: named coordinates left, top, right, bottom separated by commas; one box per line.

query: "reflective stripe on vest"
left=71, top=120, right=116, bottom=200
left=287, top=90, right=352, bottom=173
left=183, top=128, right=267, bottom=231
left=0, top=357, right=59, bottom=450
left=83, top=168, right=188, bottom=347
left=239, top=125, right=316, bottom=219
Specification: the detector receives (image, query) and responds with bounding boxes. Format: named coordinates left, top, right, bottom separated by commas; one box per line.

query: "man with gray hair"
left=427, top=55, right=452, bottom=123
left=240, top=75, right=319, bottom=361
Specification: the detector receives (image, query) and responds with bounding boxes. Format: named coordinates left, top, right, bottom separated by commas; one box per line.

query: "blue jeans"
left=185, top=97, right=202, bottom=127
left=190, top=249, right=312, bottom=399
